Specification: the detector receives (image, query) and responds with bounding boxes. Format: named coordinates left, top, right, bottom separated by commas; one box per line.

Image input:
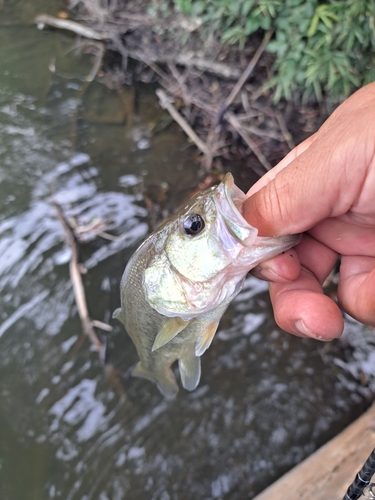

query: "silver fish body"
left=114, top=173, right=300, bottom=398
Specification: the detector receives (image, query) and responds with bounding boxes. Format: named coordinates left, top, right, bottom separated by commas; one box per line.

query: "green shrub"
left=163, top=0, right=375, bottom=101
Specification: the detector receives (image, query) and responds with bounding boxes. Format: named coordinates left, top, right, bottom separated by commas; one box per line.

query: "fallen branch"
left=227, top=113, right=272, bottom=172
left=52, top=200, right=133, bottom=405
left=52, top=201, right=107, bottom=351
left=156, top=88, right=211, bottom=157
left=128, top=49, right=242, bottom=80
left=35, top=14, right=110, bottom=40
left=35, top=14, right=242, bottom=80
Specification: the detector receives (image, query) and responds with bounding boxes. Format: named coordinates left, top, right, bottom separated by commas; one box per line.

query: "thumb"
left=242, top=141, right=340, bottom=236
left=243, top=84, right=375, bottom=236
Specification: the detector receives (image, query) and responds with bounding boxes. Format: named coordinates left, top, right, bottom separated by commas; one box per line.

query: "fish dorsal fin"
left=195, top=321, right=220, bottom=357
left=178, top=349, right=201, bottom=391
left=152, top=317, right=190, bottom=352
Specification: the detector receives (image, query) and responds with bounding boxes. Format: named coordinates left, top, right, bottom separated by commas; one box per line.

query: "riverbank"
left=35, top=0, right=328, bottom=181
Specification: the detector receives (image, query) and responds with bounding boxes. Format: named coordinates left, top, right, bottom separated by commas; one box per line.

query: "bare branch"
left=35, top=14, right=109, bottom=40
left=52, top=201, right=102, bottom=351
left=156, top=89, right=211, bottom=157
left=217, top=29, right=274, bottom=121
left=227, top=113, right=272, bottom=172
left=275, top=110, right=295, bottom=150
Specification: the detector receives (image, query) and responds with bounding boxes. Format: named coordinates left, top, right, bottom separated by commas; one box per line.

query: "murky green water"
left=0, top=2, right=374, bottom=500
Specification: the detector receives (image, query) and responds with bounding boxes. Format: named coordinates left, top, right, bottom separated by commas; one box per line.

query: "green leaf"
left=307, top=13, right=319, bottom=37
left=241, top=0, right=255, bottom=17
left=164, top=0, right=375, bottom=102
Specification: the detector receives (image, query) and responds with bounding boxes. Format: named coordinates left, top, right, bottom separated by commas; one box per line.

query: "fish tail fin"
left=178, top=347, right=201, bottom=391
left=132, top=362, right=179, bottom=399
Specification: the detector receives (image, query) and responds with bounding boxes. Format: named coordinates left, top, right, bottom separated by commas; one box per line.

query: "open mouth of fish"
left=216, top=173, right=299, bottom=251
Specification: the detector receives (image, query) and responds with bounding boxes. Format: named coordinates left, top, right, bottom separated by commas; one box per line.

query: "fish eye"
left=183, top=214, right=205, bottom=236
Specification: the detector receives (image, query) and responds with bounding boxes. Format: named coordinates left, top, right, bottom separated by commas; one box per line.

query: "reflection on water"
left=0, top=2, right=374, bottom=500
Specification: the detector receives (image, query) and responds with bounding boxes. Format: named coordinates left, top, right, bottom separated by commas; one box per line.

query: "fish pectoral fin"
left=132, top=362, right=178, bottom=399
left=178, top=349, right=201, bottom=391
left=195, top=321, right=220, bottom=357
left=152, top=317, right=190, bottom=352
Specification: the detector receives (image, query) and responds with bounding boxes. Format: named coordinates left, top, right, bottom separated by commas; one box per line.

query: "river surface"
left=1, top=2, right=375, bottom=500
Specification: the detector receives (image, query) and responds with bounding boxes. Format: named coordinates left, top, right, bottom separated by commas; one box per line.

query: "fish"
left=113, top=173, right=300, bottom=398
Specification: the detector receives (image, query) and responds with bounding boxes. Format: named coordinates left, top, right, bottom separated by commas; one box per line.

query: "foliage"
left=151, top=0, right=375, bottom=102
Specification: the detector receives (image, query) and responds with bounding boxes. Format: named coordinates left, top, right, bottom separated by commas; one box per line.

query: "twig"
left=227, top=113, right=272, bottom=172
left=92, top=320, right=113, bottom=332
left=74, top=218, right=109, bottom=235
left=52, top=201, right=102, bottom=350
left=127, top=49, right=242, bottom=80
left=95, top=230, right=128, bottom=242
left=241, top=89, right=251, bottom=115
left=48, top=42, right=105, bottom=82
left=111, top=36, right=128, bottom=72
left=35, top=14, right=243, bottom=80
left=233, top=114, right=282, bottom=140
left=72, top=218, right=128, bottom=242
left=216, top=29, right=274, bottom=123
left=275, top=110, right=295, bottom=150
left=85, top=42, right=105, bottom=82
left=35, top=14, right=109, bottom=40
left=156, top=88, right=211, bottom=156
left=144, top=60, right=171, bottom=84
left=167, top=63, right=190, bottom=96
left=52, top=201, right=133, bottom=406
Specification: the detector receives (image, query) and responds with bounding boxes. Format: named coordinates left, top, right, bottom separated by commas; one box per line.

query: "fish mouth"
left=215, top=173, right=259, bottom=247
left=216, top=173, right=301, bottom=250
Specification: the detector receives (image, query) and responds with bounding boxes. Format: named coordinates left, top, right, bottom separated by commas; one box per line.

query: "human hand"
left=243, top=82, right=375, bottom=340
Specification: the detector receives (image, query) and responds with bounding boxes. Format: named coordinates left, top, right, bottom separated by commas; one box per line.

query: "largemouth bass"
left=114, top=173, right=300, bottom=398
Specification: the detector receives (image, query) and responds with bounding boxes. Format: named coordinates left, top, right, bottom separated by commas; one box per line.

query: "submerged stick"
left=156, top=88, right=211, bottom=156
left=52, top=201, right=133, bottom=405
left=52, top=201, right=103, bottom=350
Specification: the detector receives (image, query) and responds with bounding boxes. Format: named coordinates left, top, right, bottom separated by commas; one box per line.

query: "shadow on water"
left=1, top=2, right=374, bottom=500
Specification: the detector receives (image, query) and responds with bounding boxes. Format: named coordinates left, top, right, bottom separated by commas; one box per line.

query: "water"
left=0, top=2, right=374, bottom=499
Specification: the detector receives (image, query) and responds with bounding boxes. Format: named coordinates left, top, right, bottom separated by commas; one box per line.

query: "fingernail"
left=258, top=267, right=293, bottom=283
left=294, top=320, right=326, bottom=340
left=258, top=267, right=282, bottom=281
left=294, top=319, right=316, bottom=339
